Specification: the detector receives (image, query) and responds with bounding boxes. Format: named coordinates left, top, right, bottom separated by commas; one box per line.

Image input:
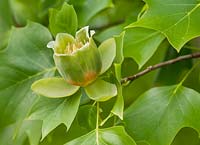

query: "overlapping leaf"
left=93, top=0, right=144, bottom=42
left=124, top=85, right=200, bottom=145
left=111, top=32, right=125, bottom=120
left=77, top=105, right=96, bottom=131
left=0, top=22, right=55, bottom=127
left=65, top=126, right=136, bottom=145
left=128, top=0, right=200, bottom=51
left=0, top=0, right=12, bottom=50
left=0, top=120, right=42, bottom=145
left=29, top=92, right=81, bottom=140
left=124, top=27, right=165, bottom=68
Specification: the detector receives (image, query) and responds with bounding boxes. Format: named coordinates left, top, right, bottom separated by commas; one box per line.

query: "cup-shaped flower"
left=47, top=26, right=102, bottom=86
left=32, top=26, right=117, bottom=101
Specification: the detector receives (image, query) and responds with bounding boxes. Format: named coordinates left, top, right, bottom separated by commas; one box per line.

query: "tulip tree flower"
left=31, top=26, right=117, bottom=102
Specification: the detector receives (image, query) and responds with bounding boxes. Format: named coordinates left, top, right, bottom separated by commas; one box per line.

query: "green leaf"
left=0, top=0, right=12, bottom=50
left=95, top=24, right=125, bottom=42
left=114, top=31, right=125, bottom=64
left=99, top=38, right=116, bottom=74
left=127, top=0, right=200, bottom=51
left=111, top=33, right=125, bottom=119
left=49, top=2, right=78, bottom=37
left=9, top=0, right=65, bottom=26
left=85, top=79, right=117, bottom=102
left=9, top=0, right=42, bottom=25
left=93, top=0, right=144, bottom=42
left=171, top=128, right=200, bottom=145
left=64, top=126, right=136, bottom=145
left=124, top=27, right=165, bottom=68
left=111, top=32, right=125, bottom=119
left=124, top=85, right=200, bottom=145
left=114, top=63, right=122, bottom=84
left=155, top=48, right=192, bottom=86
left=14, top=120, right=42, bottom=145
left=0, top=22, right=55, bottom=127
left=68, top=0, right=113, bottom=26
left=122, top=45, right=167, bottom=105
left=31, top=77, right=80, bottom=98
left=77, top=105, right=97, bottom=131
left=111, top=83, right=124, bottom=120
left=40, top=0, right=65, bottom=16
left=80, top=88, right=91, bottom=105
left=29, top=91, right=81, bottom=140
left=0, top=120, right=42, bottom=145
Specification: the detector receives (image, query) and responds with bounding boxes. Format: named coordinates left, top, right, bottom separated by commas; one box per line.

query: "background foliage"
left=1, top=0, right=200, bottom=145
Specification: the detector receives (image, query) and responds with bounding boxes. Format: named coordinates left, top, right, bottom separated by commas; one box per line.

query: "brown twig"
left=121, top=52, right=200, bottom=84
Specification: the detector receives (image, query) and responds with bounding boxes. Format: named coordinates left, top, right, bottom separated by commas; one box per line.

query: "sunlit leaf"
left=128, top=0, right=200, bottom=51
left=124, top=27, right=165, bottom=68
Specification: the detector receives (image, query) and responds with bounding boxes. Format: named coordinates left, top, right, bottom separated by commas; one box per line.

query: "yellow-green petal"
left=31, top=77, right=80, bottom=98
left=84, top=79, right=117, bottom=102
left=98, top=38, right=116, bottom=74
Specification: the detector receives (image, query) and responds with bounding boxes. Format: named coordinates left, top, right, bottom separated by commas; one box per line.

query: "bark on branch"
left=121, top=52, right=200, bottom=84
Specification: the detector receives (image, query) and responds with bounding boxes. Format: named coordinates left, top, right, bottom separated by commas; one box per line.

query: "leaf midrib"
left=164, top=3, right=200, bottom=33
left=145, top=86, right=180, bottom=142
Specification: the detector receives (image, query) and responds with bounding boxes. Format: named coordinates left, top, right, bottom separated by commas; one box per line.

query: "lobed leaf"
left=29, top=91, right=81, bottom=140
left=0, top=0, right=12, bottom=50
left=0, top=22, right=55, bottom=127
left=124, top=27, right=165, bottom=68
left=65, top=126, right=136, bottom=145
left=124, top=85, right=200, bottom=145
left=128, top=0, right=200, bottom=51
left=0, top=120, right=42, bottom=145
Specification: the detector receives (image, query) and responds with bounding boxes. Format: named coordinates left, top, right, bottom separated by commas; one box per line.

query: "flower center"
left=64, top=41, right=85, bottom=54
